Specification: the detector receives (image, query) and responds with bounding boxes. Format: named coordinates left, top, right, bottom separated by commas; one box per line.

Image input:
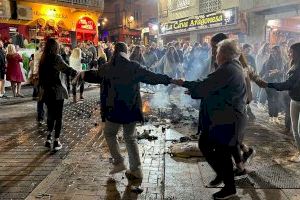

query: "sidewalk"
left=0, top=84, right=100, bottom=106
left=0, top=85, right=33, bottom=105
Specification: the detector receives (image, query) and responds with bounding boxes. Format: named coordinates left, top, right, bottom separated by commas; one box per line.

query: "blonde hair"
left=70, top=47, right=81, bottom=60
left=98, top=46, right=107, bottom=60
left=217, top=39, right=241, bottom=60
left=7, top=44, right=16, bottom=55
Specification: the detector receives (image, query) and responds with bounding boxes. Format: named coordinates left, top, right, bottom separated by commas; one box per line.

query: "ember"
left=142, top=101, right=150, bottom=113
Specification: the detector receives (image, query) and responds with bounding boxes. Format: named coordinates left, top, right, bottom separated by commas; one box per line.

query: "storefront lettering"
left=161, top=8, right=236, bottom=34
left=173, top=21, right=189, bottom=29
left=33, top=11, right=67, bottom=19
left=76, top=17, right=96, bottom=31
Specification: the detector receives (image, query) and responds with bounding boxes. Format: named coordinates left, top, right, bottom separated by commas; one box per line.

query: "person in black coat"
left=173, top=39, right=247, bottom=199
left=0, top=41, right=6, bottom=98
left=39, top=38, right=77, bottom=151
left=78, top=42, right=172, bottom=180
left=266, top=42, right=300, bottom=162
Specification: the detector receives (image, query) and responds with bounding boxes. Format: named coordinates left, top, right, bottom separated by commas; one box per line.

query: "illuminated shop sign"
left=160, top=7, right=237, bottom=34
left=76, top=17, right=96, bottom=30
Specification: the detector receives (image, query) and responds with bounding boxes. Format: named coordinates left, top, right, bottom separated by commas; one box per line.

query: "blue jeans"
left=103, top=121, right=141, bottom=171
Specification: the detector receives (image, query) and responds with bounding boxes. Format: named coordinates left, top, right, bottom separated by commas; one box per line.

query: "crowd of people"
left=0, top=34, right=300, bottom=199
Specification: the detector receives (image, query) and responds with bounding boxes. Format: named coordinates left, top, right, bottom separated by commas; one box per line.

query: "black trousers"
left=283, top=93, right=291, bottom=129
left=66, top=75, right=71, bottom=94
left=45, top=99, right=64, bottom=138
left=72, top=82, right=84, bottom=96
left=266, top=88, right=279, bottom=117
left=37, top=100, right=45, bottom=121
left=199, top=134, right=235, bottom=189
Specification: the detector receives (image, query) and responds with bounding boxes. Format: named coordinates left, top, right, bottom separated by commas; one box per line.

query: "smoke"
left=147, top=85, right=199, bottom=110
left=149, top=86, right=170, bottom=108
left=184, top=48, right=211, bottom=81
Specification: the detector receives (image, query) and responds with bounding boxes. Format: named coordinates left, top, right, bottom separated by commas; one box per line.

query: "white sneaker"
left=289, top=154, right=300, bottom=163
left=125, top=169, right=143, bottom=180
left=109, top=162, right=127, bottom=174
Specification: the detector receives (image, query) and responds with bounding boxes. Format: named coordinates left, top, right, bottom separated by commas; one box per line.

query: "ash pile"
left=139, top=86, right=203, bottom=158
left=141, top=86, right=199, bottom=131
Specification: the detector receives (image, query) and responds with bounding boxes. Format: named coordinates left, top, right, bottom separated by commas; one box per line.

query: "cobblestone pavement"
left=2, top=88, right=300, bottom=199
left=0, top=89, right=102, bottom=199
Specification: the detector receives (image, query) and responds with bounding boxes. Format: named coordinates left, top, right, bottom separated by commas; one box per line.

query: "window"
left=134, top=10, right=141, bottom=22
left=168, top=0, right=191, bottom=11
left=159, top=0, right=168, bottom=17
left=115, top=4, right=120, bottom=25
left=199, top=0, right=222, bottom=14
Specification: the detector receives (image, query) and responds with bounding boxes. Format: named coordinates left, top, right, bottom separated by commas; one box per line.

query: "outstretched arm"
left=181, top=66, right=233, bottom=99
left=55, top=55, right=77, bottom=77
left=134, top=64, right=171, bottom=85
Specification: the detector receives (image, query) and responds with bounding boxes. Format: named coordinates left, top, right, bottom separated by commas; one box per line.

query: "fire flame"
left=142, top=101, right=150, bottom=113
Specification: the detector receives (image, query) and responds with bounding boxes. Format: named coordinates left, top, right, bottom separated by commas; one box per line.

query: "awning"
left=27, top=18, right=45, bottom=27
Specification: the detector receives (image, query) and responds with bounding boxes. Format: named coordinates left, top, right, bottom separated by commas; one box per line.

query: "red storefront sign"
left=76, top=17, right=96, bottom=34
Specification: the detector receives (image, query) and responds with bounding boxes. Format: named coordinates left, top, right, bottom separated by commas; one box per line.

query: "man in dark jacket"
left=0, top=41, right=6, bottom=98
left=80, top=42, right=172, bottom=179
left=174, top=39, right=247, bottom=199
left=87, top=41, right=97, bottom=69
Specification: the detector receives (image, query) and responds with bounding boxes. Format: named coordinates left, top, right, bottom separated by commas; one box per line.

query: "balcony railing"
left=23, top=0, right=104, bottom=11
left=58, top=0, right=104, bottom=10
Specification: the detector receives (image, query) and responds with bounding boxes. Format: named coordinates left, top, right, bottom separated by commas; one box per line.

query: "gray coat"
left=183, top=59, right=247, bottom=146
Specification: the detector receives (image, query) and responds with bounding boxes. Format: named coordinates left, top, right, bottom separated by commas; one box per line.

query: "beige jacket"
left=243, top=65, right=265, bottom=103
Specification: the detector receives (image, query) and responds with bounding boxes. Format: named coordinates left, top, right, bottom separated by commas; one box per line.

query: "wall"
left=159, top=0, right=199, bottom=23
left=240, top=0, right=300, bottom=11
left=104, top=0, right=157, bottom=30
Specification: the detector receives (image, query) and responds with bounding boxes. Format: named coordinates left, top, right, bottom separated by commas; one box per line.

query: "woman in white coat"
left=70, top=47, right=84, bottom=103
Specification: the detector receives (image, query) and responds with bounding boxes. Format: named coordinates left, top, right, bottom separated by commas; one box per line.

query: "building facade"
left=240, top=0, right=300, bottom=44
left=102, top=0, right=158, bottom=45
left=158, top=0, right=246, bottom=44
left=0, top=0, right=104, bottom=46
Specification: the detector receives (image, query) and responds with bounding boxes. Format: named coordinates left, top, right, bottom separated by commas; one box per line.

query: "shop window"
left=134, top=10, right=141, bottom=23
left=199, top=0, right=222, bottom=14
left=159, top=0, right=168, bottom=18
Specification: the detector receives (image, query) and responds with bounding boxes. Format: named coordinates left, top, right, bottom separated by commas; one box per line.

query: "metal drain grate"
left=199, top=162, right=300, bottom=189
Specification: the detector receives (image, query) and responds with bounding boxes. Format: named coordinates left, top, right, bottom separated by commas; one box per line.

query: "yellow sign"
left=18, top=1, right=100, bottom=31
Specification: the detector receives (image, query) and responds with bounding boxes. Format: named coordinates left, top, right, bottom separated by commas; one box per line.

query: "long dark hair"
left=39, top=38, right=59, bottom=69
left=129, top=45, right=144, bottom=64
left=290, top=42, right=300, bottom=66
left=166, top=46, right=180, bottom=64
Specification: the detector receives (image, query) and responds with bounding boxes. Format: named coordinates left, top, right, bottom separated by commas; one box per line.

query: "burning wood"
left=142, top=101, right=151, bottom=113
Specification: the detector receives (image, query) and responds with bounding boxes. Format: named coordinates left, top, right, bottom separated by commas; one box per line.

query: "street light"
left=128, top=16, right=134, bottom=29
left=152, top=24, right=158, bottom=31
